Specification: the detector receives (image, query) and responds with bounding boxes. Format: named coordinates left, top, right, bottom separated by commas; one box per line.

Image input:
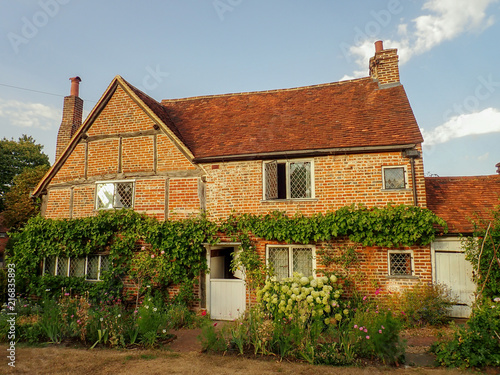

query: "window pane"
left=70, top=258, right=86, bottom=277
left=44, top=256, right=56, bottom=276
left=99, top=255, right=110, bottom=279
left=268, top=247, right=289, bottom=280
left=96, top=183, right=115, bottom=209
left=87, top=256, right=99, bottom=280
left=290, top=162, right=311, bottom=198
left=384, top=168, right=405, bottom=189
left=293, top=247, right=313, bottom=277
left=57, top=257, right=69, bottom=276
left=390, top=253, right=412, bottom=275
left=115, top=183, right=133, bottom=208
left=265, top=161, right=278, bottom=200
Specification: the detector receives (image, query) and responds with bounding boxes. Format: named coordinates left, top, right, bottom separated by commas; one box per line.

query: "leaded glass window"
left=267, top=245, right=314, bottom=280
left=383, top=167, right=406, bottom=190
left=389, top=251, right=413, bottom=276
left=96, top=181, right=134, bottom=209
left=263, top=160, right=313, bottom=200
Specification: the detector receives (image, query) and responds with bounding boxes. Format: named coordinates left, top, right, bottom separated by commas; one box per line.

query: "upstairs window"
left=382, top=166, right=406, bottom=190
left=96, top=181, right=134, bottom=209
left=264, top=160, right=314, bottom=200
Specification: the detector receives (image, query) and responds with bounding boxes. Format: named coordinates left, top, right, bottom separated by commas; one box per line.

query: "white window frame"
left=382, top=166, right=407, bottom=190
left=387, top=250, right=415, bottom=277
left=266, top=244, right=316, bottom=280
left=262, top=159, right=315, bottom=200
left=95, top=180, right=135, bottom=210
left=43, top=255, right=109, bottom=281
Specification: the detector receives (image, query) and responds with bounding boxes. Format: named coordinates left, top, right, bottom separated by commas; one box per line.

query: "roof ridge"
left=161, top=77, right=373, bottom=103
left=426, top=175, right=500, bottom=179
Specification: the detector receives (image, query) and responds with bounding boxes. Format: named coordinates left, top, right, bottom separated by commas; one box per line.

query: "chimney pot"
left=375, top=40, right=384, bottom=53
left=69, top=76, right=82, bottom=97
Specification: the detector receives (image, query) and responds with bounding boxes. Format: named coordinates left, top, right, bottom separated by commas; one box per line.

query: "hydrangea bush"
left=257, top=273, right=348, bottom=327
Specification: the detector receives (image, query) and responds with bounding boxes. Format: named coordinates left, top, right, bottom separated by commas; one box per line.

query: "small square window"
left=388, top=251, right=413, bottom=276
left=96, top=181, right=134, bottom=209
left=383, top=167, right=406, bottom=190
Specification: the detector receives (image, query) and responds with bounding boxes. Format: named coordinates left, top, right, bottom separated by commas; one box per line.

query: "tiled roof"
left=162, top=78, right=423, bottom=160
left=425, top=175, right=500, bottom=234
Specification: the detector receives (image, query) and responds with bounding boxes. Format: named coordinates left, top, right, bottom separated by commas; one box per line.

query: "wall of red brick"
left=202, top=150, right=427, bottom=220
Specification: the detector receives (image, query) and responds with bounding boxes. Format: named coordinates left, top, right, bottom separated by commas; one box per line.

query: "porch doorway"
left=206, top=245, right=246, bottom=320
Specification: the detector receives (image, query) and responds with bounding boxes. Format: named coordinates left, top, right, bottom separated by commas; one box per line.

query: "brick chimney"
left=55, top=77, right=83, bottom=161
left=369, top=40, right=400, bottom=85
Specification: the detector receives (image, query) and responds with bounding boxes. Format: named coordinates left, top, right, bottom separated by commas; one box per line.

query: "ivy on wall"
left=7, top=204, right=447, bottom=299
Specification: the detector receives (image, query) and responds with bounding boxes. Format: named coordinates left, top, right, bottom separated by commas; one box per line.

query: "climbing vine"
left=7, top=204, right=447, bottom=300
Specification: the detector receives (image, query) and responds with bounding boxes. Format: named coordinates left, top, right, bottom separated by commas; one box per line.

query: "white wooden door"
left=432, top=239, right=476, bottom=318
left=206, top=246, right=246, bottom=320
left=209, top=279, right=246, bottom=320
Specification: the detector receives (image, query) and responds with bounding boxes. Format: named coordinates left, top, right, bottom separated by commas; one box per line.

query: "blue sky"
left=1, top=0, right=499, bottom=176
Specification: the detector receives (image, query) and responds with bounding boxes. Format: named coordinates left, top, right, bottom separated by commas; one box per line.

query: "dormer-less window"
left=263, top=160, right=314, bottom=200
left=95, top=181, right=134, bottom=210
left=382, top=166, right=407, bottom=190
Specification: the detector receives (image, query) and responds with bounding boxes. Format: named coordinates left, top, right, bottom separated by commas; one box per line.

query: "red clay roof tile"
left=161, top=78, right=423, bottom=160
left=425, top=175, right=500, bottom=234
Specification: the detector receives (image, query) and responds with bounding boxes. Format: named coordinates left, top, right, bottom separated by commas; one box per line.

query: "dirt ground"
left=0, top=326, right=483, bottom=375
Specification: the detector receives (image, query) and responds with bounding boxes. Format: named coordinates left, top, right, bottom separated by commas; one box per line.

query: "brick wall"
left=203, top=150, right=427, bottom=220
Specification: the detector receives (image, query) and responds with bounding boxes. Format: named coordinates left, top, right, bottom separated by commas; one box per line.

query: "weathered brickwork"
left=168, top=178, right=201, bottom=219
left=45, top=188, right=71, bottom=219
left=134, top=178, right=166, bottom=220
left=157, top=133, right=196, bottom=172
left=86, top=86, right=156, bottom=137
left=202, top=150, right=427, bottom=220
left=87, top=139, right=120, bottom=177
left=122, top=136, right=154, bottom=173
left=72, top=185, right=95, bottom=218
left=52, top=143, right=86, bottom=184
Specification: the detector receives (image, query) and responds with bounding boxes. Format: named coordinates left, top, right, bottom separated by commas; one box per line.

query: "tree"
left=2, top=165, right=50, bottom=229
left=0, top=135, right=50, bottom=210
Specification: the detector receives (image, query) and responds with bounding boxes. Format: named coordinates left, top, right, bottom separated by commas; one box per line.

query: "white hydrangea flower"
left=300, top=277, right=309, bottom=286
left=330, top=275, right=337, bottom=283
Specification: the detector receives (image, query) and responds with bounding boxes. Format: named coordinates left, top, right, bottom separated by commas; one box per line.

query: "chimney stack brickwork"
left=55, top=78, right=83, bottom=161
left=369, top=41, right=400, bottom=85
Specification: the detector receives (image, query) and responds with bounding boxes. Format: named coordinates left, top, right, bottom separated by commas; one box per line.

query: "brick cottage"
left=32, top=41, right=489, bottom=319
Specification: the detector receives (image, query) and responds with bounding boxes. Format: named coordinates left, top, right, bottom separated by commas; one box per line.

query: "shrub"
left=386, top=283, right=455, bottom=327
left=433, top=297, right=500, bottom=368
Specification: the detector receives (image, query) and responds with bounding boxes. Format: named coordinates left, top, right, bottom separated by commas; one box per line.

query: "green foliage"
left=222, top=204, right=446, bottom=247
left=463, top=206, right=500, bottom=299
left=386, top=283, right=455, bottom=327
left=0, top=135, right=50, bottom=210
left=433, top=297, right=500, bottom=368
left=3, top=164, right=50, bottom=229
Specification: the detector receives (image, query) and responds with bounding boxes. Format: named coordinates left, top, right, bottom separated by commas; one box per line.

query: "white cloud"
left=342, top=0, right=497, bottom=78
left=0, top=98, right=61, bottom=130
left=421, top=107, right=500, bottom=146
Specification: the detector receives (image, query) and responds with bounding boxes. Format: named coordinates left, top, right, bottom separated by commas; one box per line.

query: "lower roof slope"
left=425, top=175, right=500, bottom=234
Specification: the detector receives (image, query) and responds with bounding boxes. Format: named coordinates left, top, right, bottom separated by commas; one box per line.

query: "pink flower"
left=354, top=324, right=358, bottom=329
left=379, top=330, right=382, bottom=334
left=375, top=288, right=381, bottom=295
left=161, top=250, right=165, bottom=255
left=362, top=296, right=367, bottom=301
left=71, top=315, right=74, bottom=318
left=213, top=323, right=218, bottom=327
left=359, top=327, right=363, bottom=331
left=151, top=254, right=155, bottom=259
left=141, top=246, right=146, bottom=251
left=401, top=311, right=406, bottom=315
left=201, top=310, right=207, bottom=316
left=364, top=328, right=368, bottom=333
left=366, top=336, right=370, bottom=340
left=381, top=325, right=385, bottom=329
left=64, top=293, right=70, bottom=296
